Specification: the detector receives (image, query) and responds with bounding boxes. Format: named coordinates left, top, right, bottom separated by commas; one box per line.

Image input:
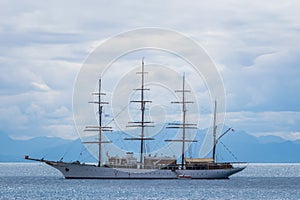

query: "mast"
left=125, top=59, right=154, bottom=166
left=166, top=74, right=197, bottom=169
left=84, top=79, right=112, bottom=167
left=212, top=100, right=235, bottom=162
left=212, top=100, right=217, bottom=162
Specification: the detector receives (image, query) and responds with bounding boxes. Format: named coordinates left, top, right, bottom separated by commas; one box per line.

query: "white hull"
left=47, top=162, right=246, bottom=179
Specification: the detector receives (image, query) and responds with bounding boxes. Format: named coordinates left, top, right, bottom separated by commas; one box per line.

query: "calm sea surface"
left=0, top=163, right=299, bottom=199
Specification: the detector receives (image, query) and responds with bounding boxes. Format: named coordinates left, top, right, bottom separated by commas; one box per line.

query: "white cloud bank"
left=225, top=111, right=300, bottom=141
left=0, top=0, right=299, bottom=140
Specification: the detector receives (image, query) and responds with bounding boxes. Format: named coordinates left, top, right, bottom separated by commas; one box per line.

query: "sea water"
left=0, top=163, right=299, bottom=199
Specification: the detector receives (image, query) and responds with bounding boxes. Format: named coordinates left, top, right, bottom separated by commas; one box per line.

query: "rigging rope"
left=219, top=140, right=239, bottom=161
left=104, top=101, right=132, bottom=127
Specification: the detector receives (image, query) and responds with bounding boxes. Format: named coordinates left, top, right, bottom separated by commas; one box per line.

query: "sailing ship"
left=25, top=60, right=246, bottom=179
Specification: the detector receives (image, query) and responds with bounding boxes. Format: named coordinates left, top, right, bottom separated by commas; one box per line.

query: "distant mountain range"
left=0, top=132, right=96, bottom=163
left=1, top=128, right=300, bottom=163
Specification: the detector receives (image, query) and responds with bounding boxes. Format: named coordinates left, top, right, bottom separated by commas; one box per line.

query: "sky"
left=0, top=0, right=300, bottom=141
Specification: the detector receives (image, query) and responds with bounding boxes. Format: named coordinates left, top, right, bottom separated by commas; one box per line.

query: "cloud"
left=0, top=0, right=299, bottom=141
left=223, top=49, right=300, bottom=112
left=31, top=82, right=50, bottom=91
left=0, top=106, right=28, bottom=131
left=225, top=111, right=300, bottom=140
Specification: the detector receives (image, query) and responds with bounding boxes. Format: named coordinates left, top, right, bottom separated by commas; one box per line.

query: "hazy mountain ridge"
left=0, top=133, right=96, bottom=162
left=0, top=129, right=299, bottom=163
